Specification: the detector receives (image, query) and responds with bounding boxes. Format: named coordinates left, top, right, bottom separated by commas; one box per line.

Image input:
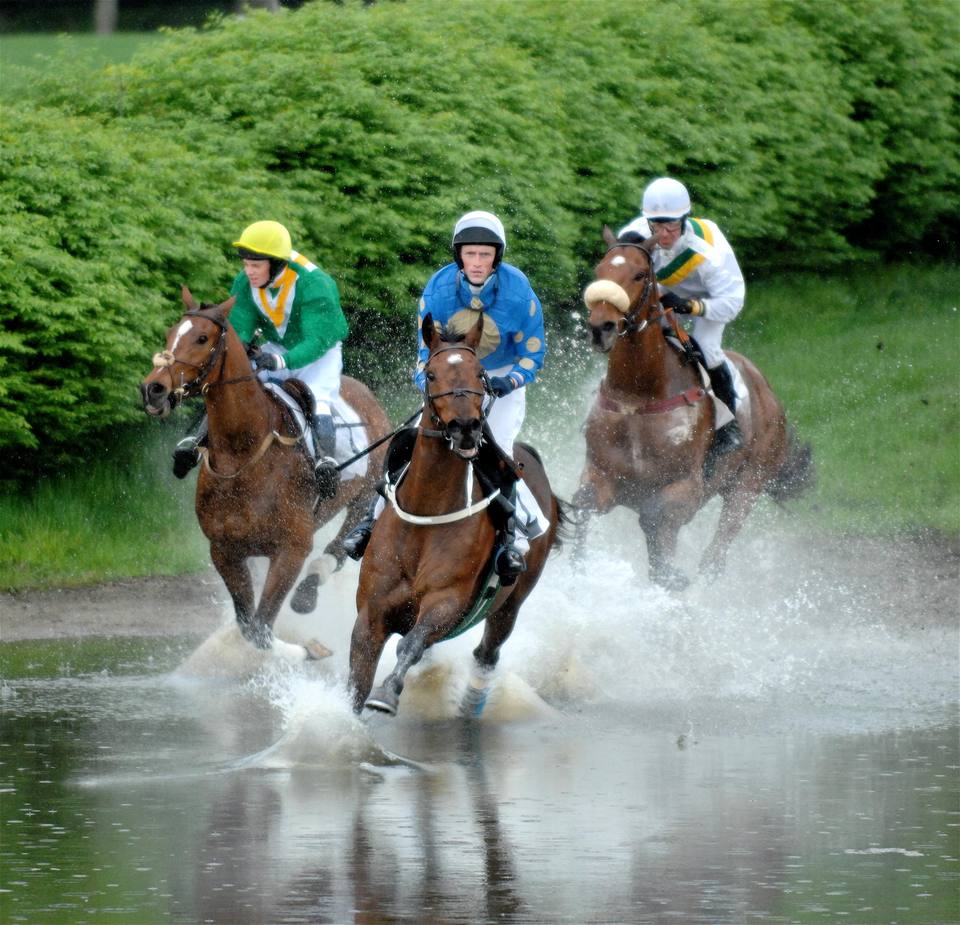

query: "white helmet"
left=641, top=177, right=691, bottom=222
left=452, top=210, right=507, bottom=268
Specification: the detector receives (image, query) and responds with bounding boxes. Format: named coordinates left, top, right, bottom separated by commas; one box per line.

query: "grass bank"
left=0, top=264, right=956, bottom=592
left=730, top=263, right=959, bottom=536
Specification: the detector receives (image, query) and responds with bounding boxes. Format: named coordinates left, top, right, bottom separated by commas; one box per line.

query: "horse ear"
left=602, top=225, right=618, bottom=247
left=423, top=312, right=440, bottom=352
left=181, top=285, right=199, bottom=311
left=218, top=296, right=236, bottom=317
left=465, top=312, right=484, bottom=349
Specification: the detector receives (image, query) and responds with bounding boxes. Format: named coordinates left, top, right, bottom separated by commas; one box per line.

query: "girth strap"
left=597, top=385, right=707, bottom=416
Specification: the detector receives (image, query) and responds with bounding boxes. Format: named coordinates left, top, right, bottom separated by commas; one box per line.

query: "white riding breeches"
left=483, top=370, right=526, bottom=455
left=482, top=370, right=548, bottom=544
left=689, top=317, right=727, bottom=369
left=259, top=341, right=343, bottom=415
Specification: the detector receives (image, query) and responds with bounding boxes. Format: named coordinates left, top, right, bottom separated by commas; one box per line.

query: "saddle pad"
left=662, top=336, right=749, bottom=432
left=263, top=383, right=369, bottom=481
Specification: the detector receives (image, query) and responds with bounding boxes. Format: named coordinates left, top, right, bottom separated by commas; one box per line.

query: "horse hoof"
left=651, top=569, right=690, bottom=592
left=364, top=688, right=398, bottom=716
left=304, top=639, right=333, bottom=661
left=290, top=574, right=320, bottom=614
left=459, top=685, right=489, bottom=718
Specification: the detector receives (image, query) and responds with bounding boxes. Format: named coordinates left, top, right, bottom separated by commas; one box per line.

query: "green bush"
left=1, top=0, right=956, bottom=480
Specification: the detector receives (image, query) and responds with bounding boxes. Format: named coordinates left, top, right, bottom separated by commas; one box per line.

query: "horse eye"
left=633, top=272, right=646, bottom=282
left=197, top=334, right=208, bottom=345
left=426, top=371, right=436, bottom=382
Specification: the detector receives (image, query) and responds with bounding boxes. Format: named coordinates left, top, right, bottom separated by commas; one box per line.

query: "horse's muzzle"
left=140, top=380, right=175, bottom=418
left=445, top=417, right=482, bottom=459
left=590, top=323, right=617, bottom=353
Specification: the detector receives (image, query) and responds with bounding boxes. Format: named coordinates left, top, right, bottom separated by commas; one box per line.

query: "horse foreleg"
left=639, top=481, right=702, bottom=592
left=210, top=546, right=258, bottom=637
left=348, top=601, right=391, bottom=714
left=700, top=483, right=762, bottom=579
left=252, top=545, right=314, bottom=660
left=461, top=600, right=521, bottom=717
left=364, top=618, right=442, bottom=717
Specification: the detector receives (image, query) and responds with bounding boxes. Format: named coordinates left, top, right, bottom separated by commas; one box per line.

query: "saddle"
left=279, top=377, right=315, bottom=420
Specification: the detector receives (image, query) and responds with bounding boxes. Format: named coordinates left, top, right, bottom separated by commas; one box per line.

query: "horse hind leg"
left=639, top=509, right=690, bottom=592
left=290, top=487, right=369, bottom=614
left=289, top=553, right=339, bottom=615
left=700, top=483, right=762, bottom=579
left=253, top=546, right=330, bottom=662
left=460, top=599, right=521, bottom=718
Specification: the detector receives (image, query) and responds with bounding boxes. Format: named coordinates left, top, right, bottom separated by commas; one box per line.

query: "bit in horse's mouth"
left=455, top=446, right=479, bottom=459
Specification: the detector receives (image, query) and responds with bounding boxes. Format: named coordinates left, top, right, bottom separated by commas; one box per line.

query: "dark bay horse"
left=348, top=313, right=565, bottom=717
left=574, top=229, right=812, bottom=590
left=140, top=287, right=391, bottom=660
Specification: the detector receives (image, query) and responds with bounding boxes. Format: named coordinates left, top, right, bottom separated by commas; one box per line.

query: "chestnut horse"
left=141, top=287, right=391, bottom=660
left=348, top=313, right=566, bottom=717
left=573, top=229, right=812, bottom=590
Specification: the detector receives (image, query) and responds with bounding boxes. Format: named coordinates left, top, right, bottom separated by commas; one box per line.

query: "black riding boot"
left=172, top=413, right=208, bottom=479
left=494, top=513, right=527, bottom=586
left=707, top=362, right=744, bottom=458
left=312, top=413, right=340, bottom=501
left=342, top=427, right=417, bottom=561
left=343, top=493, right=379, bottom=561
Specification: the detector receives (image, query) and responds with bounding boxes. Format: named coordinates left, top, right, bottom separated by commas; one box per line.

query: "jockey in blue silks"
left=343, top=210, right=549, bottom=581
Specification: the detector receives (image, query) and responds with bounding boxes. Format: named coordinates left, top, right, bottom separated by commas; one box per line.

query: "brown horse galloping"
left=348, top=313, right=566, bottom=717
left=573, top=229, right=812, bottom=591
left=140, top=287, right=391, bottom=659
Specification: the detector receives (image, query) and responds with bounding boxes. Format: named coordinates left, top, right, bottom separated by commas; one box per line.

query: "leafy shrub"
left=1, top=0, right=956, bottom=480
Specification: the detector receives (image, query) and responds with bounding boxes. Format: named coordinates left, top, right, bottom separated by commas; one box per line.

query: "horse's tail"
left=550, top=496, right=575, bottom=551
left=767, top=423, right=815, bottom=503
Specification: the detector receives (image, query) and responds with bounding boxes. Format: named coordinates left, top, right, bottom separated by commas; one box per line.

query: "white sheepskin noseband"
left=583, top=279, right=631, bottom=314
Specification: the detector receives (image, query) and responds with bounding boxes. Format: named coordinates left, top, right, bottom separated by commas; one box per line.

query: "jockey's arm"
left=503, top=290, right=546, bottom=389
left=698, top=245, right=745, bottom=324
left=281, top=290, right=349, bottom=370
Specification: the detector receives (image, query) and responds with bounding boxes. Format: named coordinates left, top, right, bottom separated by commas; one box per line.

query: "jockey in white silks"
left=618, top=177, right=746, bottom=456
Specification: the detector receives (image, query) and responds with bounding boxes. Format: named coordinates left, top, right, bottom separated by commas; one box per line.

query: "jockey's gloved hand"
left=660, top=292, right=704, bottom=316
left=488, top=376, right=515, bottom=397
left=256, top=353, right=286, bottom=371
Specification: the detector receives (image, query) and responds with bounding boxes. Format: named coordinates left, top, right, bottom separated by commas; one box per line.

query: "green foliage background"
left=0, top=0, right=957, bottom=481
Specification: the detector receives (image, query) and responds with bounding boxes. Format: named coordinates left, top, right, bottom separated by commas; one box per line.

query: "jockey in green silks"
left=173, top=220, right=348, bottom=500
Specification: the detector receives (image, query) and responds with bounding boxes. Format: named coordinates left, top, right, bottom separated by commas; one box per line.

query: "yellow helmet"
left=232, top=220, right=292, bottom=260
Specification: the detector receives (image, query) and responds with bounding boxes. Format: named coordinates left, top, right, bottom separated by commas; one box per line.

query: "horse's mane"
left=432, top=323, right=472, bottom=345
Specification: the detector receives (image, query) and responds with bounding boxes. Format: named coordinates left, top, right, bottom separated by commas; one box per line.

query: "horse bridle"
left=601, top=243, right=665, bottom=337
left=151, top=311, right=253, bottom=406
left=422, top=344, right=491, bottom=441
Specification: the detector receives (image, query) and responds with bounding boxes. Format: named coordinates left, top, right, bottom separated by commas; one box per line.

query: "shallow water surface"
left=2, top=517, right=958, bottom=925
